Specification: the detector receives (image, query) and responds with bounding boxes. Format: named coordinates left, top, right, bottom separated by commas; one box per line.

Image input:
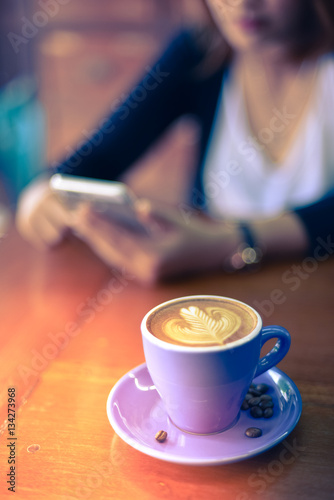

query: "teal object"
left=0, top=76, right=46, bottom=204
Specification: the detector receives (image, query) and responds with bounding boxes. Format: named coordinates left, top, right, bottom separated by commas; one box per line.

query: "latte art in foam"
left=165, top=306, right=241, bottom=346
left=147, top=297, right=258, bottom=347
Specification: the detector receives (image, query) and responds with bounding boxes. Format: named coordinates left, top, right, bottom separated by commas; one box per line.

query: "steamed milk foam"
left=146, top=297, right=258, bottom=347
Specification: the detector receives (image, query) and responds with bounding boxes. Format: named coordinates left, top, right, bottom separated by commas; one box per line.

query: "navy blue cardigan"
left=57, top=29, right=334, bottom=254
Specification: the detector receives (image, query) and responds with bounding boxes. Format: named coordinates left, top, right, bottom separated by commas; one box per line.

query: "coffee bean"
left=241, top=400, right=250, bottom=410
left=248, top=388, right=262, bottom=397
left=240, top=383, right=275, bottom=419
left=250, top=406, right=263, bottom=418
left=259, top=400, right=274, bottom=409
left=259, top=394, right=272, bottom=402
left=245, top=427, right=262, bottom=438
left=255, top=384, right=269, bottom=394
left=248, top=397, right=261, bottom=407
left=155, top=430, right=167, bottom=443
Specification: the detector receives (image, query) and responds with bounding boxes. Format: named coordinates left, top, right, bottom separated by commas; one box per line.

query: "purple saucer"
left=106, top=363, right=302, bottom=465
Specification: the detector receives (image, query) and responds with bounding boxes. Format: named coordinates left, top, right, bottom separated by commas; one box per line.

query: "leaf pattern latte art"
left=163, top=306, right=242, bottom=345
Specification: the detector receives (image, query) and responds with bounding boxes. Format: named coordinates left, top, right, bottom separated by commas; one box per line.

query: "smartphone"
left=50, top=174, right=148, bottom=233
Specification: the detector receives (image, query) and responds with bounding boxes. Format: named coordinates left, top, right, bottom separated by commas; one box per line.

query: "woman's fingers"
left=16, top=175, right=73, bottom=248
left=33, top=213, right=67, bottom=247
left=43, top=194, right=75, bottom=228
left=72, top=216, right=128, bottom=268
left=134, top=198, right=184, bottom=233
left=71, top=209, right=137, bottom=263
left=69, top=208, right=170, bottom=284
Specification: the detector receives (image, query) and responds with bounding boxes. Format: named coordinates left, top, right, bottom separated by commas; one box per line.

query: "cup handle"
left=254, top=325, right=291, bottom=378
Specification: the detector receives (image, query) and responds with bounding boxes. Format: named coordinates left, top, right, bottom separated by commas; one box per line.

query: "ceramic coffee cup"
left=141, top=295, right=291, bottom=435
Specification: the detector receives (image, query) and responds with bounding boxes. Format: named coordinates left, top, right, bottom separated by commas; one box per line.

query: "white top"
left=203, top=54, right=334, bottom=220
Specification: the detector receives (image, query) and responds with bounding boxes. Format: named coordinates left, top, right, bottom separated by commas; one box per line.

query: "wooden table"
left=0, top=224, right=333, bottom=500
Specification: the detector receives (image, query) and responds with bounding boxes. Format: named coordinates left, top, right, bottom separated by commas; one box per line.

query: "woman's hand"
left=70, top=200, right=241, bottom=285
left=16, top=175, right=73, bottom=249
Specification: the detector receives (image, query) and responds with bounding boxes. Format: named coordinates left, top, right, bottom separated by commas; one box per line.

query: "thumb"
left=133, top=198, right=169, bottom=233
left=135, top=198, right=190, bottom=228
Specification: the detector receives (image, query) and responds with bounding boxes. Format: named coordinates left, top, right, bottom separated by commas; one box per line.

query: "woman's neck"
left=234, top=48, right=319, bottom=164
left=237, top=43, right=318, bottom=95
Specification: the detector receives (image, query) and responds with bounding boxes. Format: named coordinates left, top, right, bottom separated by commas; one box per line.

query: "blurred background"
left=0, top=0, right=211, bottom=224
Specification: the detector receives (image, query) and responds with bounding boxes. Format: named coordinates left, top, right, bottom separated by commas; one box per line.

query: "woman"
left=16, top=0, right=334, bottom=284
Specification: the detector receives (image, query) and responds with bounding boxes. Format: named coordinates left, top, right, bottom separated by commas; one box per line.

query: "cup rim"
left=141, top=295, right=262, bottom=352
